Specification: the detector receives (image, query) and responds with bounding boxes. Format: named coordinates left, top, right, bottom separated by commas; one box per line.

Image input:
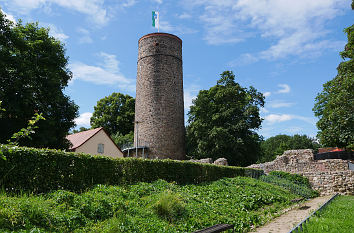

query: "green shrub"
left=153, top=191, right=186, bottom=222
left=0, top=144, right=263, bottom=193
left=260, top=174, right=318, bottom=198
left=269, top=171, right=311, bottom=187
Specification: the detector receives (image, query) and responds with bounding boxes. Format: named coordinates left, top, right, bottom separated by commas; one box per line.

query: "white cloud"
left=286, top=126, right=303, bottom=134
left=268, top=100, right=294, bottom=108
left=122, top=0, right=136, bottom=8
left=265, top=114, right=293, bottom=123
left=184, top=85, right=199, bottom=112
left=159, top=20, right=197, bottom=35
left=98, top=52, right=120, bottom=73
left=2, top=0, right=115, bottom=26
left=260, top=107, right=269, bottom=114
left=159, top=21, right=174, bottom=32
left=70, top=62, right=125, bottom=85
left=69, top=52, right=135, bottom=92
left=200, top=12, right=247, bottom=45
left=1, top=9, right=16, bottom=23
left=178, top=13, right=192, bottom=19
left=277, top=84, right=291, bottom=93
left=6, top=0, right=45, bottom=12
left=75, top=112, right=92, bottom=127
left=46, top=24, right=69, bottom=41
left=77, top=28, right=93, bottom=44
left=228, top=53, right=259, bottom=67
left=263, top=92, right=271, bottom=97
left=186, top=0, right=346, bottom=58
left=264, top=114, right=315, bottom=125
left=152, top=0, right=163, bottom=4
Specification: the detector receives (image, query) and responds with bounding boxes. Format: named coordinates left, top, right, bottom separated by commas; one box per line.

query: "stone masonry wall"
left=135, top=33, right=185, bottom=160
left=304, top=171, right=353, bottom=196
left=249, top=149, right=354, bottom=195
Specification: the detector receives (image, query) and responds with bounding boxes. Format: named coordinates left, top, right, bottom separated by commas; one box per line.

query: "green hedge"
left=269, top=171, right=311, bottom=188
left=0, top=144, right=263, bottom=193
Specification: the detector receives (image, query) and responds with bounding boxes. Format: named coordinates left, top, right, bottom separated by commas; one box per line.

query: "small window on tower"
left=97, top=143, right=104, bottom=154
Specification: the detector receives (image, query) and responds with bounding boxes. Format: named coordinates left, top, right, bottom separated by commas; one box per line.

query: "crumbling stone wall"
left=304, top=171, right=353, bottom=196
left=249, top=149, right=354, bottom=195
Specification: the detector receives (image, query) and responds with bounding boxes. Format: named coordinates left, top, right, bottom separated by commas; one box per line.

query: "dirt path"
left=250, top=196, right=331, bottom=233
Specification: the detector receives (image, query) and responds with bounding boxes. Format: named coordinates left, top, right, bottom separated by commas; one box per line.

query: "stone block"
left=214, top=158, right=228, bottom=166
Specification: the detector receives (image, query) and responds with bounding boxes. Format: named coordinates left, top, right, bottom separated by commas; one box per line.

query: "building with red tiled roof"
left=318, top=147, right=345, bottom=154
left=66, top=127, right=123, bottom=158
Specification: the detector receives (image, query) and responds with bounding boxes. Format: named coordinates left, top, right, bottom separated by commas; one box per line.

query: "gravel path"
left=250, top=196, right=331, bottom=233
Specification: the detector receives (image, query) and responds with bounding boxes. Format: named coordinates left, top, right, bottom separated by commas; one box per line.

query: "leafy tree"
left=186, top=71, right=264, bottom=166
left=313, top=7, right=354, bottom=149
left=72, top=127, right=90, bottom=134
left=259, top=134, right=321, bottom=163
left=0, top=11, right=78, bottom=149
left=90, top=93, right=135, bottom=136
left=111, top=131, right=134, bottom=149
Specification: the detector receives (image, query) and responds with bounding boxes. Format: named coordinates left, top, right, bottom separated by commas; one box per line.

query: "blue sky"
left=1, top=0, right=353, bottom=139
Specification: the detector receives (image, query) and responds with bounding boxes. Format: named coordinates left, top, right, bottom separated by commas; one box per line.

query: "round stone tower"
left=135, top=33, right=185, bottom=160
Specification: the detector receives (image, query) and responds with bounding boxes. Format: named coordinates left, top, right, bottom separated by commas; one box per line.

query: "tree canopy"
left=313, top=10, right=354, bottom=149
left=186, top=71, right=264, bottom=166
left=0, top=12, right=78, bottom=149
left=72, top=127, right=90, bottom=134
left=111, top=131, right=134, bottom=149
left=258, top=134, right=321, bottom=163
left=90, top=92, right=135, bottom=137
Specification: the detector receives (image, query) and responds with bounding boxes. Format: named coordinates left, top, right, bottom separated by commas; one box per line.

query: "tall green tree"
left=90, top=92, right=135, bottom=136
left=313, top=6, right=354, bottom=149
left=259, top=134, right=321, bottom=163
left=111, top=131, right=134, bottom=149
left=186, top=71, right=264, bottom=166
left=71, top=127, right=90, bottom=134
left=0, top=12, right=78, bottom=149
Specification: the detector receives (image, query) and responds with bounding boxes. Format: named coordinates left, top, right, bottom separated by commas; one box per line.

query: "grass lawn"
left=0, top=177, right=306, bottom=233
left=300, top=195, right=354, bottom=233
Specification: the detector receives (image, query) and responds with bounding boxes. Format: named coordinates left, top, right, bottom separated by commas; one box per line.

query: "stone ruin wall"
left=248, top=149, right=354, bottom=196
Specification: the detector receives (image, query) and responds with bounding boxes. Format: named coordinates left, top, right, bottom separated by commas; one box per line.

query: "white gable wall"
left=75, top=130, right=123, bottom=158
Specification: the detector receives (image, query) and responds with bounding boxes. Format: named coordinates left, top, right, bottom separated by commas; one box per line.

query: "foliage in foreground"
left=299, top=195, right=354, bottom=233
left=259, top=134, right=321, bottom=163
left=0, top=177, right=302, bottom=232
left=187, top=71, right=265, bottom=166
left=0, top=144, right=263, bottom=193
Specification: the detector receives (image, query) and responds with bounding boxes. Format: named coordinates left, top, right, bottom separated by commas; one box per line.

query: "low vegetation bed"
left=0, top=177, right=303, bottom=232
left=299, top=195, right=354, bottom=233
left=0, top=144, right=263, bottom=193
left=268, top=171, right=311, bottom=187
left=259, top=172, right=318, bottom=199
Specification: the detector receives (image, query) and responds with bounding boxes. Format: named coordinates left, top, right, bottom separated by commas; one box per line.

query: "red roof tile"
left=66, top=127, right=103, bottom=150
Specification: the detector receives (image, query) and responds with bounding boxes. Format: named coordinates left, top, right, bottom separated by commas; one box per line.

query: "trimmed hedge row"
left=0, top=144, right=264, bottom=193
left=269, top=171, right=311, bottom=188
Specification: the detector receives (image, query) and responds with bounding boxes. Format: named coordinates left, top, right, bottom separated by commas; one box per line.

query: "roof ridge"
left=66, top=127, right=103, bottom=149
